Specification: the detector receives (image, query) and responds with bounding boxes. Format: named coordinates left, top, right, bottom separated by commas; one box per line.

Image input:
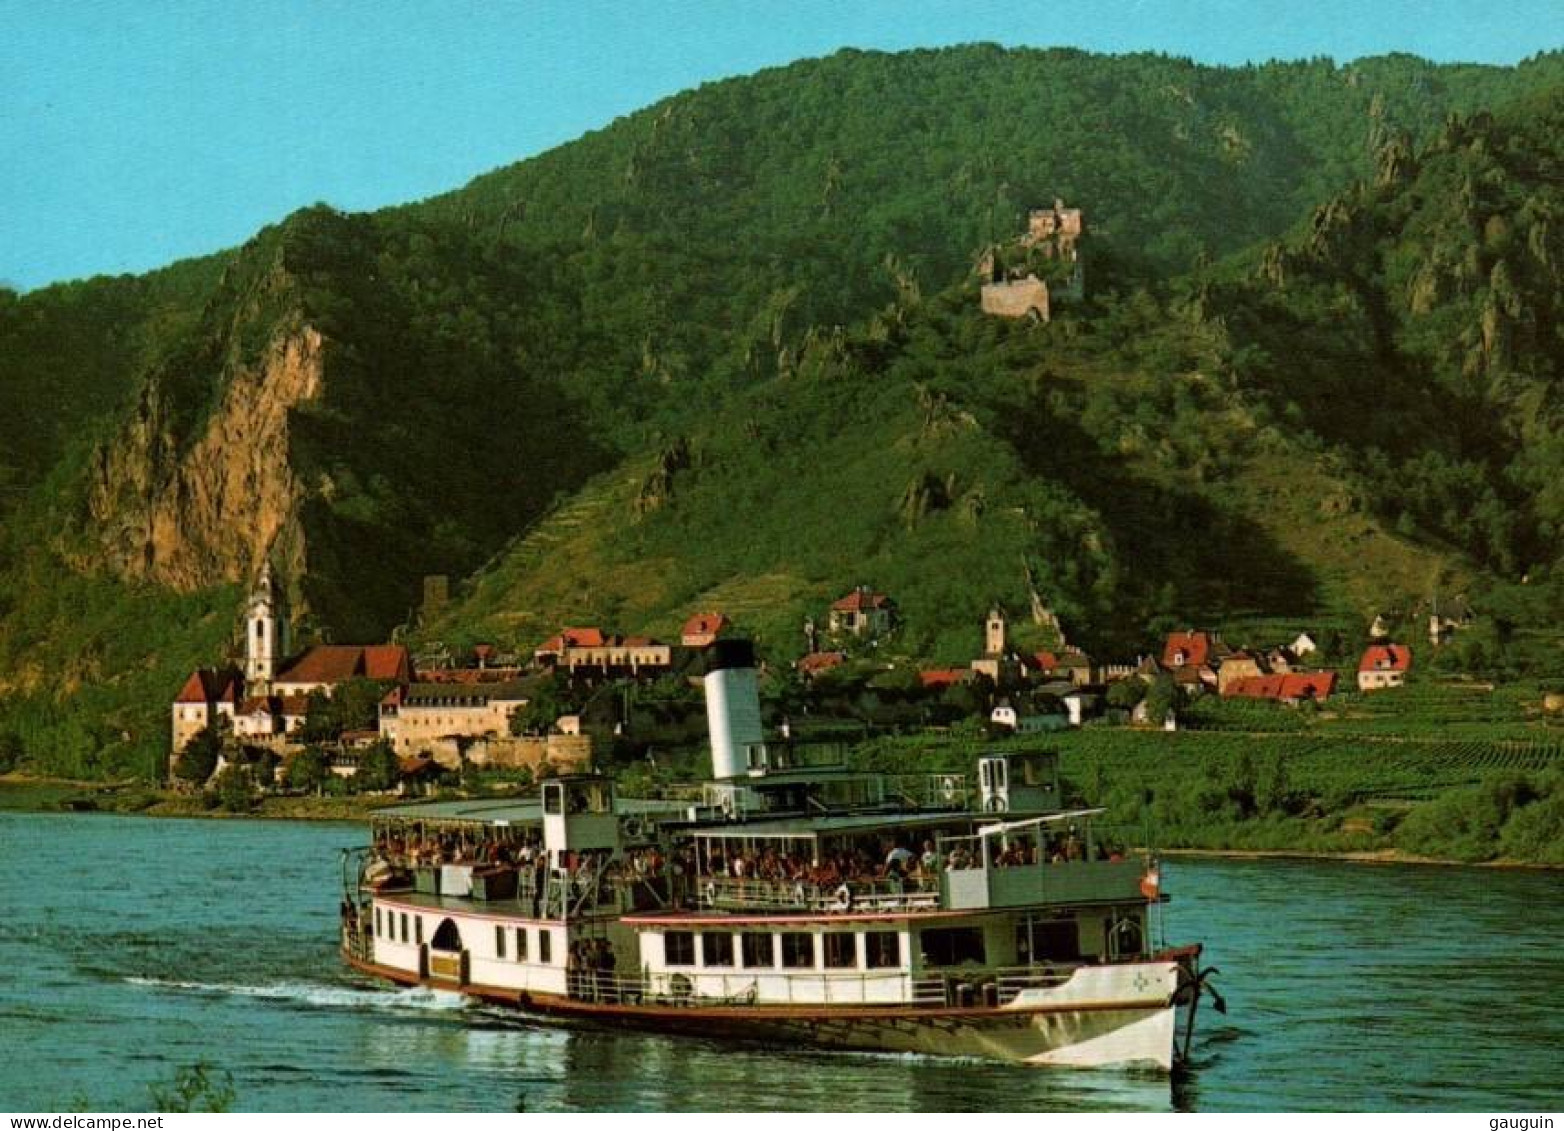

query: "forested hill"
left=1, top=46, right=1561, bottom=777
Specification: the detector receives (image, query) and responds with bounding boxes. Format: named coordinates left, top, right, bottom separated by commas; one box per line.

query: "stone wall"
left=980, top=277, right=1051, bottom=321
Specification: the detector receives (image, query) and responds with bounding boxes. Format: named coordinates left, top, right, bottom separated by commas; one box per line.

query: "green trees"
left=282, top=746, right=328, bottom=794
left=173, top=726, right=223, bottom=785
left=1144, top=676, right=1179, bottom=726
left=212, top=764, right=255, bottom=813
left=357, top=741, right=400, bottom=792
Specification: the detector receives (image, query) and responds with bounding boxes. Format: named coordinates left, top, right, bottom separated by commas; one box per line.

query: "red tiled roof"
left=1283, top=672, right=1337, bottom=699
left=681, top=612, right=728, bottom=639
left=1032, top=649, right=1089, bottom=671
left=1360, top=644, right=1412, bottom=673
left=1227, top=672, right=1337, bottom=701
left=831, top=589, right=890, bottom=612
left=278, top=696, right=312, bottom=717
left=175, top=671, right=211, bottom=705
left=797, top=651, right=847, bottom=675
left=1162, top=631, right=1218, bottom=669
left=380, top=686, right=404, bottom=707
left=273, top=644, right=410, bottom=686
left=239, top=696, right=276, bottom=715
left=918, top=668, right=970, bottom=688
left=416, top=667, right=526, bottom=685
left=175, top=668, right=242, bottom=705
left=363, top=645, right=411, bottom=682
left=536, top=627, right=607, bottom=654
left=621, top=635, right=660, bottom=647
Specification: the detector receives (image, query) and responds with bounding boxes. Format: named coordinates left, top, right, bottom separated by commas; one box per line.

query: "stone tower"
left=985, top=605, right=1007, bottom=656
left=244, top=561, right=288, bottom=690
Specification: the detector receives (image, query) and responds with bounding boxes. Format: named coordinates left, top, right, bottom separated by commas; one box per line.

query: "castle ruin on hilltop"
left=979, top=200, right=1085, bottom=322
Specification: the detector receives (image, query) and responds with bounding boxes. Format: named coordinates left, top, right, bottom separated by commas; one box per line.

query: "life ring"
left=622, top=817, right=644, bottom=839
left=704, top=880, right=718, bottom=904
left=939, top=775, right=960, bottom=804
left=832, top=883, right=853, bottom=912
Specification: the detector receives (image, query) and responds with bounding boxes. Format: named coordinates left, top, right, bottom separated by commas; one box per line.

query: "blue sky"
left=3, top=0, right=1560, bottom=291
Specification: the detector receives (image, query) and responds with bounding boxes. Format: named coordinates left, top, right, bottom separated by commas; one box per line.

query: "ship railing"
left=697, top=874, right=941, bottom=913
left=567, top=964, right=1078, bottom=1009
left=907, top=964, right=1077, bottom=1007
left=702, top=782, right=762, bottom=818
left=883, top=772, right=968, bottom=809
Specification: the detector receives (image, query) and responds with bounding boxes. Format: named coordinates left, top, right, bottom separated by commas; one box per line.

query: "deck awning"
left=975, top=808, right=1105, bottom=839
left=689, top=811, right=966, bottom=842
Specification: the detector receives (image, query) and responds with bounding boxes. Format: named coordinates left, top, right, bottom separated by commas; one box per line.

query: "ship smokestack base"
left=702, top=639, right=765, bottom=780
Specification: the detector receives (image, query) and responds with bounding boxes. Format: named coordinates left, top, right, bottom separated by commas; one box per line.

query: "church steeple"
left=985, top=604, right=1007, bottom=656
left=244, top=561, right=288, bottom=689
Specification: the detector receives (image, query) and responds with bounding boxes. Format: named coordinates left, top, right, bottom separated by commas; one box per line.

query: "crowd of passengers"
left=369, top=826, right=1126, bottom=897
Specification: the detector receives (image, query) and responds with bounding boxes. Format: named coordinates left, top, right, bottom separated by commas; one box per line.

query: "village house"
left=827, top=586, right=895, bottom=639
left=1028, top=648, right=1095, bottom=687
left=1216, top=651, right=1266, bottom=695
left=990, top=701, right=1067, bottom=734
left=1428, top=596, right=1476, bottom=647
left=533, top=627, right=672, bottom=676
left=231, top=693, right=310, bottom=742
left=918, top=668, right=973, bottom=690
left=1226, top=672, right=1338, bottom=705
left=796, top=650, right=847, bottom=681
left=378, top=681, right=532, bottom=760
left=171, top=668, right=243, bottom=753
left=680, top=612, right=729, bottom=649
left=1161, top=630, right=1227, bottom=693
left=1358, top=644, right=1412, bottom=691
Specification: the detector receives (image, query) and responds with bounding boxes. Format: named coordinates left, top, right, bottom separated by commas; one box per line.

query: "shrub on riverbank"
left=1395, top=770, right=1564, bottom=864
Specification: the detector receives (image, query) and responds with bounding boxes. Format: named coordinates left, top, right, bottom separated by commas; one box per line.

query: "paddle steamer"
left=340, top=641, right=1218, bottom=1070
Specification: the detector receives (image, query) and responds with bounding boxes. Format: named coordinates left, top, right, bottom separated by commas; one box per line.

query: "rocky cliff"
left=84, top=322, right=323, bottom=594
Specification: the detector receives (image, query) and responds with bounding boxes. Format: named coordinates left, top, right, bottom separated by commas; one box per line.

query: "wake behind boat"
left=340, top=640, right=1219, bottom=1070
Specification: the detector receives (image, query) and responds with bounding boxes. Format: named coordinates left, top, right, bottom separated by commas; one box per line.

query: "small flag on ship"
left=1140, top=861, right=1161, bottom=900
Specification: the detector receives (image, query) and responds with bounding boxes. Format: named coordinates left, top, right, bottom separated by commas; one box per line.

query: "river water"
left=1, top=812, right=1559, bottom=1112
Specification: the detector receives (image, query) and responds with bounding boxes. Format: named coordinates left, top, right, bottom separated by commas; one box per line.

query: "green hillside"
left=1, top=47, right=1562, bottom=779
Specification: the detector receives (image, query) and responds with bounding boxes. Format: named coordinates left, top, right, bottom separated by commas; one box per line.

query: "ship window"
left=495, top=925, right=506, bottom=959
left=919, top=926, right=986, bottom=967
left=701, top=932, right=735, bottom=968
left=780, top=932, right=814, bottom=969
left=374, top=908, right=381, bottom=936
left=400, top=913, right=410, bottom=943
left=539, top=930, right=552, bottom=964
left=1019, top=917, right=1079, bottom=963
left=515, top=928, right=528, bottom=962
left=740, top=933, right=775, bottom=969
left=865, top=931, right=901, bottom=969
left=822, top=933, right=857, bottom=969
left=664, top=931, right=696, bottom=967
left=415, top=917, right=423, bottom=946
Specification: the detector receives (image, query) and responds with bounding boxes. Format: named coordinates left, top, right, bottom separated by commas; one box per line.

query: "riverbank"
left=1157, top=846, right=1563, bottom=871
left=8, top=772, right=1561, bottom=871
left=0, top=774, right=394, bottom=821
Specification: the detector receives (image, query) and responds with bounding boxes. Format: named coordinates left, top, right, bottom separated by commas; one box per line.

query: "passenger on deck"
left=919, top=840, right=939, bottom=875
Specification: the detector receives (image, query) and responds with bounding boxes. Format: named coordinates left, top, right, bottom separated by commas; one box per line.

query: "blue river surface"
left=0, top=812, right=1560, bottom=1113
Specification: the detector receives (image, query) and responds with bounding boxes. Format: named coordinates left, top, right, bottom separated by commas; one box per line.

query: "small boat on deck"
left=340, top=640, right=1219, bottom=1070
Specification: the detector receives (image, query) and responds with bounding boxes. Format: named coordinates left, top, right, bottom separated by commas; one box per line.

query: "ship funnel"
left=702, top=639, right=765, bottom=780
